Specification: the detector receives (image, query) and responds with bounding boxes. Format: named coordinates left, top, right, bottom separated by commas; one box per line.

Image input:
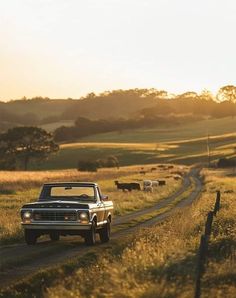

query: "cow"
left=144, top=185, right=153, bottom=192
left=139, top=170, right=146, bottom=175
left=143, top=180, right=152, bottom=191
left=151, top=180, right=159, bottom=187
left=114, top=181, right=141, bottom=192
left=158, top=180, right=166, bottom=186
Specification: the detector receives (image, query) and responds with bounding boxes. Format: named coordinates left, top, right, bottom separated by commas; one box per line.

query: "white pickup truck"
left=21, top=182, right=113, bottom=246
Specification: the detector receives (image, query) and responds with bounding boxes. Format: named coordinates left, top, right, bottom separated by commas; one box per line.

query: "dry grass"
left=0, top=164, right=184, bottom=244
left=42, top=168, right=236, bottom=298
left=0, top=167, right=137, bottom=193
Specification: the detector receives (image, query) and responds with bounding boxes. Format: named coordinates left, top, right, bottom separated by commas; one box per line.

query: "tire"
left=85, top=221, right=96, bottom=246
left=99, top=220, right=111, bottom=243
left=25, top=229, right=37, bottom=245
left=49, top=232, right=60, bottom=241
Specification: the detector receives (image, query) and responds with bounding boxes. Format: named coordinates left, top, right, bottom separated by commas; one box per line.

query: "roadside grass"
left=43, top=169, right=236, bottom=298
left=0, top=167, right=137, bottom=193
left=1, top=167, right=235, bottom=297
left=0, top=164, right=183, bottom=244
left=0, top=238, right=129, bottom=298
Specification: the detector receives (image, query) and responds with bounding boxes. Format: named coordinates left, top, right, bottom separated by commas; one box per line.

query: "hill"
left=29, top=117, right=236, bottom=170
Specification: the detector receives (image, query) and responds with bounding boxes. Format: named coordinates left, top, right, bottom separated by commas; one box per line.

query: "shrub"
left=217, top=158, right=236, bottom=168
left=77, top=160, right=99, bottom=172
left=97, top=155, right=119, bottom=169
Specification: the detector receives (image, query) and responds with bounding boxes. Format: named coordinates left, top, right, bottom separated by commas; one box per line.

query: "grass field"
left=1, top=167, right=235, bottom=298
left=79, top=117, right=236, bottom=143
left=0, top=164, right=184, bottom=245
left=29, top=117, right=236, bottom=170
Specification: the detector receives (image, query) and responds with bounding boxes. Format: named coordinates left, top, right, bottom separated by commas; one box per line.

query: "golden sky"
left=0, top=0, right=235, bottom=101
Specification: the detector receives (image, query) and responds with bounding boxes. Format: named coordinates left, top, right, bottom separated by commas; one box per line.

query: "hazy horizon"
left=1, top=0, right=235, bottom=101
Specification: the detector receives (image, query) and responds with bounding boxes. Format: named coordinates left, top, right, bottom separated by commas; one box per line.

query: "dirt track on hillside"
left=0, top=168, right=202, bottom=289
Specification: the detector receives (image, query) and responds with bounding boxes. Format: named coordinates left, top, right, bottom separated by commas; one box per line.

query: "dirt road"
left=0, top=168, right=202, bottom=288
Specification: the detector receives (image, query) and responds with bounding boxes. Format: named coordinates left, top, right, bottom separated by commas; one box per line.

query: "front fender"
left=90, top=213, right=97, bottom=223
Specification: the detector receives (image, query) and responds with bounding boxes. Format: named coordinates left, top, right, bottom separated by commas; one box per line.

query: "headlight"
left=79, top=212, right=89, bottom=222
left=23, top=211, right=32, bottom=219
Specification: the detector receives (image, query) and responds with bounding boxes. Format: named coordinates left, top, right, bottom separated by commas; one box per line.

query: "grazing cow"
left=151, top=180, right=159, bottom=187
left=174, top=175, right=181, bottom=180
left=144, top=185, right=153, bottom=192
left=143, top=180, right=152, bottom=191
left=130, top=182, right=141, bottom=190
left=114, top=181, right=141, bottom=192
left=114, top=181, right=132, bottom=192
left=151, top=167, right=157, bottom=172
left=158, top=180, right=166, bottom=186
left=139, top=170, right=146, bottom=175
left=143, top=180, right=152, bottom=186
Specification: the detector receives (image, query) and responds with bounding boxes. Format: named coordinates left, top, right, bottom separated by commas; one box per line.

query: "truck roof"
left=43, top=182, right=98, bottom=187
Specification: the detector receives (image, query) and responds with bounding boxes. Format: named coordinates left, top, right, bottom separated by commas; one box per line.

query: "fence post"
left=204, top=211, right=214, bottom=236
left=194, top=235, right=208, bottom=298
left=194, top=191, right=221, bottom=298
left=213, top=191, right=221, bottom=215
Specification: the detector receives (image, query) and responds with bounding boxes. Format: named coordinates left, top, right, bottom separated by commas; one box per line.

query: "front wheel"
left=49, top=232, right=60, bottom=241
left=84, top=221, right=96, bottom=246
left=99, top=220, right=111, bottom=243
left=25, top=229, right=37, bottom=245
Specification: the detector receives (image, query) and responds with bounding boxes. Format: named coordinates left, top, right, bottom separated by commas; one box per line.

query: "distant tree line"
left=139, top=97, right=236, bottom=119
left=0, top=85, right=235, bottom=134
left=0, top=85, right=236, bottom=135
left=54, top=114, right=201, bottom=142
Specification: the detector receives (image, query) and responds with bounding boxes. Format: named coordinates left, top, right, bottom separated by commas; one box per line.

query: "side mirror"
left=101, top=195, right=108, bottom=201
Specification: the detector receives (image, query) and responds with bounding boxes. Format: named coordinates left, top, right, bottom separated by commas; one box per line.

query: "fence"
left=194, top=190, right=221, bottom=298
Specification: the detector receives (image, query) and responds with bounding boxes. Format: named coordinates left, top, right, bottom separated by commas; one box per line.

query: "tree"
left=217, top=85, right=236, bottom=103
left=199, top=89, right=214, bottom=101
left=106, top=155, right=119, bottom=169
left=0, top=127, right=59, bottom=170
left=97, top=155, right=119, bottom=169
left=176, top=91, right=198, bottom=100
left=77, top=160, right=99, bottom=172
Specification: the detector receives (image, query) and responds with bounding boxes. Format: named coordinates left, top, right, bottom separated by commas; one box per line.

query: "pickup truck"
left=20, top=182, right=113, bottom=246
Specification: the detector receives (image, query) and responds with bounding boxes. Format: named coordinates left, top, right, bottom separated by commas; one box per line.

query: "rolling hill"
left=29, top=117, right=236, bottom=170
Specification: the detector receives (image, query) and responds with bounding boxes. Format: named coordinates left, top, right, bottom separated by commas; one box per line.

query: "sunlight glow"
left=0, top=0, right=235, bottom=101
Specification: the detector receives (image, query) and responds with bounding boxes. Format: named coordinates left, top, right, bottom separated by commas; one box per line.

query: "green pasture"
left=78, top=117, right=236, bottom=143
left=30, top=117, right=236, bottom=170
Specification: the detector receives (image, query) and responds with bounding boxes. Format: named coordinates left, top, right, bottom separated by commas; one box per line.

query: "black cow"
left=158, top=180, right=166, bottom=186
left=114, top=181, right=141, bottom=192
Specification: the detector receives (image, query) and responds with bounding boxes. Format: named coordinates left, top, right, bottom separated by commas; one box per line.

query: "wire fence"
left=194, top=190, right=221, bottom=298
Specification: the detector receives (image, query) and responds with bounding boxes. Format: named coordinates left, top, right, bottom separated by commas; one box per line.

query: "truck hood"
left=21, top=200, right=89, bottom=209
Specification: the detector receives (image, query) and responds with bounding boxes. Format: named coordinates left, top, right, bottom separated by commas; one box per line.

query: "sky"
left=0, top=0, right=235, bottom=101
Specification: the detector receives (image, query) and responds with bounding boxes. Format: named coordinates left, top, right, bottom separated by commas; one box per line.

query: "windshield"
left=40, top=185, right=96, bottom=202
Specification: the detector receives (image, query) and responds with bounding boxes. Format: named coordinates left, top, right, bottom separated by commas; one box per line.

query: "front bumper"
left=21, top=222, right=92, bottom=231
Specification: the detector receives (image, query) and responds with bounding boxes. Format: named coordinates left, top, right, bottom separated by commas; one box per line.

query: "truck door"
left=95, top=187, right=105, bottom=223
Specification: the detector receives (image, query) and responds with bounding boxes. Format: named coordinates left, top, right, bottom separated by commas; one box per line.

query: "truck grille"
left=33, top=210, right=77, bottom=221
